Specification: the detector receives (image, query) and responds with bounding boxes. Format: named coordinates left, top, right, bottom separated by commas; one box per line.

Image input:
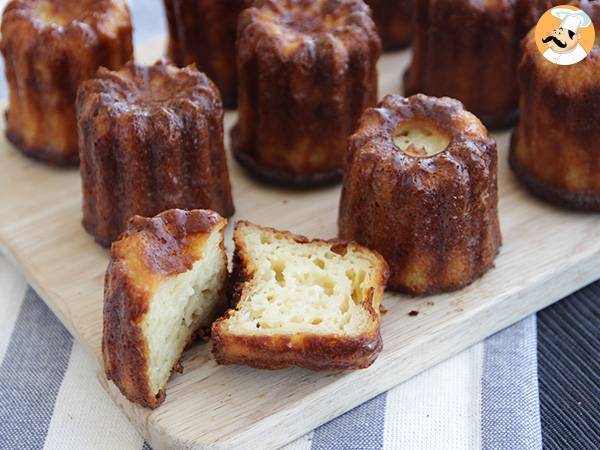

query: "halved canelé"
left=103, top=209, right=228, bottom=408
left=212, top=221, right=389, bottom=371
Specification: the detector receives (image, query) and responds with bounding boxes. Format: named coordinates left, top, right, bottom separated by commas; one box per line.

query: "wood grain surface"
left=0, top=40, right=598, bottom=450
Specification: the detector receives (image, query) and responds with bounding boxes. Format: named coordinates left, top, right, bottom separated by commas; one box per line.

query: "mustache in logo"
left=542, top=35, right=567, bottom=48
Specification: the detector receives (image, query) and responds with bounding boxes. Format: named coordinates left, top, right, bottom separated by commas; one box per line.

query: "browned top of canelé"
left=2, top=0, right=130, bottom=36
left=347, top=94, right=494, bottom=172
left=111, top=209, right=225, bottom=282
left=78, top=59, right=222, bottom=115
left=238, top=0, right=381, bottom=58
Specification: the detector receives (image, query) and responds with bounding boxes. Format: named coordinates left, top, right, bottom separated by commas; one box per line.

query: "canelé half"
left=232, top=0, right=382, bottom=186
left=103, top=209, right=228, bottom=408
left=509, top=0, right=600, bottom=211
left=212, top=221, right=389, bottom=371
left=1, top=0, right=133, bottom=165
left=339, top=94, right=502, bottom=295
left=404, top=0, right=553, bottom=129
left=77, top=60, right=234, bottom=247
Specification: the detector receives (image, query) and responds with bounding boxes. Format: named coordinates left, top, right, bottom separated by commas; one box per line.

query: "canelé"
left=232, top=0, right=381, bottom=186
left=77, top=60, right=234, bottom=247
left=339, top=94, right=502, bottom=295
left=1, top=0, right=133, bottom=165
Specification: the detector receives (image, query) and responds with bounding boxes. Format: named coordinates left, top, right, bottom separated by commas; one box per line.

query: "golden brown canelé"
left=232, top=0, right=382, bottom=186
left=404, top=0, right=553, bottom=129
left=339, top=94, right=502, bottom=295
left=366, top=0, right=413, bottom=50
left=103, top=209, right=228, bottom=409
left=163, top=0, right=249, bottom=108
left=510, top=0, right=600, bottom=211
left=77, top=60, right=234, bottom=247
left=1, top=0, right=133, bottom=165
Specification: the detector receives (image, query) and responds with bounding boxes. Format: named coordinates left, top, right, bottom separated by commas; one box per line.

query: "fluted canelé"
left=77, top=60, right=234, bottom=247
left=366, top=0, right=413, bottom=50
left=1, top=0, right=133, bottom=165
left=339, top=94, right=502, bottom=295
left=404, top=0, right=553, bottom=129
left=232, top=0, right=382, bottom=186
left=510, top=0, right=600, bottom=211
left=163, top=0, right=249, bottom=108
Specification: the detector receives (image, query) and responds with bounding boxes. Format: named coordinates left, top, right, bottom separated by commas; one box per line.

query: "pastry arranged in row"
left=1, top=0, right=133, bottom=165
left=404, top=0, right=554, bottom=129
left=77, top=60, right=234, bottom=247
left=232, top=0, right=381, bottom=186
left=510, top=0, right=600, bottom=211
left=339, top=94, right=502, bottom=295
left=103, top=210, right=388, bottom=408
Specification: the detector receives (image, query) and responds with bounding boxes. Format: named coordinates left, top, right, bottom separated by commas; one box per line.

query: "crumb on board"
left=408, top=310, right=419, bottom=316
left=379, top=305, right=388, bottom=314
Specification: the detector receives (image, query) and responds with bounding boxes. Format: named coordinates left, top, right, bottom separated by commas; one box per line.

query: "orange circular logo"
left=535, top=5, right=595, bottom=65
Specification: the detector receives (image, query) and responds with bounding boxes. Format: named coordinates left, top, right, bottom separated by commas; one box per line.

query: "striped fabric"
left=538, top=284, right=600, bottom=450
left=0, top=255, right=543, bottom=450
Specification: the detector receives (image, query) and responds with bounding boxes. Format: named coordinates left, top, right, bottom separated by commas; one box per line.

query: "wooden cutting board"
left=0, top=39, right=599, bottom=450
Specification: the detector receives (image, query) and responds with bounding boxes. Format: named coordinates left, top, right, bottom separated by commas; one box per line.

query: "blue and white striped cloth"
left=0, top=1, right=544, bottom=448
left=0, top=255, right=542, bottom=450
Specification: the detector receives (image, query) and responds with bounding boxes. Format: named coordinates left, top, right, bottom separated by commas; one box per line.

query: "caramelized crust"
left=212, top=222, right=389, bottom=370
left=339, top=94, right=502, bottom=295
left=232, top=0, right=382, bottom=186
left=509, top=0, right=600, bottom=211
left=366, top=0, right=413, bottom=50
left=77, top=60, right=234, bottom=247
left=1, top=0, right=133, bottom=165
left=103, top=209, right=227, bottom=409
left=163, top=0, right=250, bottom=108
left=404, top=0, right=553, bottom=129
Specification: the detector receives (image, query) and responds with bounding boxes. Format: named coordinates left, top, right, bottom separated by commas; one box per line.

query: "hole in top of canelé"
left=393, top=119, right=451, bottom=158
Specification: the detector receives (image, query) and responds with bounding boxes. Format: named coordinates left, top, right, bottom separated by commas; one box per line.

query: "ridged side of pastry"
left=404, top=0, right=553, bottom=129
left=1, top=0, right=133, bottom=165
left=232, top=0, right=381, bottom=186
left=77, top=60, right=234, bottom=247
left=103, top=209, right=228, bottom=409
left=366, top=0, right=413, bottom=50
left=212, top=221, right=389, bottom=371
left=509, top=0, right=600, bottom=211
left=339, top=94, right=502, bottom=295
left=163, top=0, right=249, bottom=107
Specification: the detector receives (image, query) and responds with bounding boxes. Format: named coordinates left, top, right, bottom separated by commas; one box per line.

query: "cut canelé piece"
left=103, top=209, right=228, bottom=409
left=212, top=222, right=389, bottom=371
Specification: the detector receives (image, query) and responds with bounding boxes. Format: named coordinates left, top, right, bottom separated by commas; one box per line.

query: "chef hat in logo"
left=551, top=7, right=593, bottom=33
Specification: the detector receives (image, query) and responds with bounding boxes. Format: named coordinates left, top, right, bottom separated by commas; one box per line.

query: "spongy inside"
left=394, top=120, right=450, bottom=157
left=223, top=227, right=381, bottom=336
left=141, top=230, right=225, bottom=397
